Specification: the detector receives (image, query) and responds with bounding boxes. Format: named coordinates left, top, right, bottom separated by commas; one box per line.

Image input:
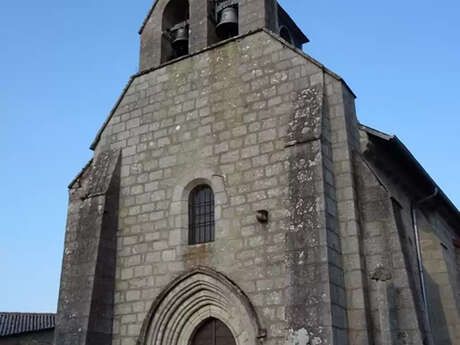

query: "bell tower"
left=138, top=0, right=308, bottom=70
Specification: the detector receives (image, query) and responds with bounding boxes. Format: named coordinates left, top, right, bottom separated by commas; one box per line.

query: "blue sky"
left=0, top=0, right=459, bottom=312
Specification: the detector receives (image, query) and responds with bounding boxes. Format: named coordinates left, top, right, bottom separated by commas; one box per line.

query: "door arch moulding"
left=137, top=267, right=266, bottom=345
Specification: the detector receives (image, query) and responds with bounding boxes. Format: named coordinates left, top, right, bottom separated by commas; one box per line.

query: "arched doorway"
left=139, top=268, right=265, bottom=345
left=190, top=318, right=236, bottom=345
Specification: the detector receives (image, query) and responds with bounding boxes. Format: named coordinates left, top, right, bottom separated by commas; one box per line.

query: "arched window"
left=190, top=318, right=236, bottom=345
left=188, top=185, right=215, bottom=245
left=279, top=26, right=293, bottom=45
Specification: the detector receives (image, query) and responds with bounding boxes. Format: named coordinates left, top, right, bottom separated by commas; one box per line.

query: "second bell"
left=216, top=7, right=238, bottom=39
left=172, top=27, right=189, bottom=50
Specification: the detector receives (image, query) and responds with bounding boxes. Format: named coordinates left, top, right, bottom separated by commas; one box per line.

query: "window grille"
left=189, top=185, right=215, bottom=244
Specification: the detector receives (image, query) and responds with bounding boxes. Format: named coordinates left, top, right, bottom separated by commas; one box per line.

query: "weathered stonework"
left=138, top=267, right=265, bottom=345
left=86, top=29, right=361, bottom=345
left=55, top=150, right=121, bottom=345
left=139, top=0, right=279, bottom=71
left=53, top=2, right=460, bottom=345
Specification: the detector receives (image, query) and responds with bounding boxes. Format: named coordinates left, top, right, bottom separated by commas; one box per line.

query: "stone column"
left=371, top=266, right=394, bottom=345
left=286, top=84, right=345, bottom=345
left=189, top=0, right=216, bottom=53
left=238, top=0, right=277, bottom=35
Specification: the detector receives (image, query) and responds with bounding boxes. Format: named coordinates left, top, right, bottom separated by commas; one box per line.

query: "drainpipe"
left=411, top=187, right=438, bottom=345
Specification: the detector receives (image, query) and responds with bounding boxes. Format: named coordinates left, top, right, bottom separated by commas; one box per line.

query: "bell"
left=216, top=7, right=238, bottom=39
left=172, top=26, right=189, bottom=51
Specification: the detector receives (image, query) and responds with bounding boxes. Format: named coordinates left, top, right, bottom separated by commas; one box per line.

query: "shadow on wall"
left=381, top=282, right=416, bottom=345
left=425, top=271, right=453, bottom=345
left=441, top=239, right=460, bottom=317
left=456, top=245, right=460, bottom=314
left=379, top=280, right=450, bottom=345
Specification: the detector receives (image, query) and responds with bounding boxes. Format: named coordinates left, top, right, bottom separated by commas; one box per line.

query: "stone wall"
left=359, top=129, right=460, bottom=345
left=92, top=30, right=356, bottom=345
left=55, top=151, right=121, bottom=345
left=57, top=16, right=460, bottom=345
left=325, top=73, right=369, bottom=345
left=456, top=243, right=460, bottom=310
left=418, top=211, right=460, bottom=344
left=353, top=152, right=425, bottom=345
left=0, top=330, right=54, bottom=345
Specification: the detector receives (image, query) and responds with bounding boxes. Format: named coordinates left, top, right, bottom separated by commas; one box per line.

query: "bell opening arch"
left=161, top=0, right=190, bottom=62
left=137, top=267, right=266, bottom=345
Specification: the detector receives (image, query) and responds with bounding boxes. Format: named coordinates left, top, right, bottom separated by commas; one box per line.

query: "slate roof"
left=0, top=313, right=55, bottom=337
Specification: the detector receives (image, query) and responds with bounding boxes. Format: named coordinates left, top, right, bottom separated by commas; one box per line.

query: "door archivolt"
left=138, top=267, right=265, bottom=345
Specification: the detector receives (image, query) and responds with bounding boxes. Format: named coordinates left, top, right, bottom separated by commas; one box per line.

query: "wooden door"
left=190, top=318, right=236, bottom=345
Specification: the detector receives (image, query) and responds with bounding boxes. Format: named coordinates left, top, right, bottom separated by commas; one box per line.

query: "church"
left=1, top=1, right=460, bottom=345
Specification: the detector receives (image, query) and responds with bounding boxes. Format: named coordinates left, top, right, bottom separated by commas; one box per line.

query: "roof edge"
left=68, top=159, right=93, bottom=189
left=0, top=312, right=56, bottom=337
left=262, top=29, right=356, bottom=98
left=0, top=312, right=55, bottom=315
left=277, top=5, right=309, bottom=44
left=360, top=123, right=460, bottom=225
left=139, top=0, right=159, bottom=35
left=359, top=124, right=394, bottom=141
left=90, top=77, right=135, bottom=150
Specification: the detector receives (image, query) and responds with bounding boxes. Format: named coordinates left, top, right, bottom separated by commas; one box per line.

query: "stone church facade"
left=5, top=1, right=457, bottom=345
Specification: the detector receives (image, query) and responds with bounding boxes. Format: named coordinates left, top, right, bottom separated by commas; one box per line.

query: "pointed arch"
left=162, top=0, right=189, bottom=31
left=137, top=267, right=265, bottom=345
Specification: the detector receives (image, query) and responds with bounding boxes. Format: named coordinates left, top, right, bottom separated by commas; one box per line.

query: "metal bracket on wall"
left=256, top=210, right=269, bottom=224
